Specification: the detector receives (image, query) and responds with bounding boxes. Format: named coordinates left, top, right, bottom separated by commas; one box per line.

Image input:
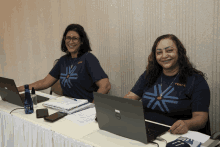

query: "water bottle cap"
left=31, top=87, right=35, bottom=94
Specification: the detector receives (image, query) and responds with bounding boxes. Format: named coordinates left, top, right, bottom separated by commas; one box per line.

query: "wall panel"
left=0, top=0, right=220, bottom=134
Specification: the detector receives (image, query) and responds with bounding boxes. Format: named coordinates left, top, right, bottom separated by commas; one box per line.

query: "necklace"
left=70, top=58, right=76, bottom=69
left=66, top=58, right=77, bottom=80
left=157, top=73, right=179, bottom=100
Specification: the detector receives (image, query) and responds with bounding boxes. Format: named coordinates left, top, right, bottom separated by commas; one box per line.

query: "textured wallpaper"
left=0, top=0, right=220, bottom=133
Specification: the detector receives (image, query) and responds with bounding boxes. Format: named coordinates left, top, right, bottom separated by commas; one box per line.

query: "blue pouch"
left=167, top=140, right=190, bottom=147
left=166, top=137, right=202, bottom=147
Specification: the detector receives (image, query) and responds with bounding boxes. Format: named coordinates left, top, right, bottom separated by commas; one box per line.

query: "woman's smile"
left=162, top=59, right=172, bottom=63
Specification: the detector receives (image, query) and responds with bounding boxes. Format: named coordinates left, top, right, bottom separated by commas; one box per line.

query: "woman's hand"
left=168, top=112, right=208, bottom=134
left=168, top=120, right=189, bottom=134
left=123, top=91, right=140, bottom=100
left=17, top=86, right=24, bottom=92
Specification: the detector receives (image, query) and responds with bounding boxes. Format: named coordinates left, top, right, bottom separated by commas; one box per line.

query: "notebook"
left=0, top=77, right=49, bottom=107
left=93, top=92, right=170, bottom=144
left=43, top=96, right=93, bottom=114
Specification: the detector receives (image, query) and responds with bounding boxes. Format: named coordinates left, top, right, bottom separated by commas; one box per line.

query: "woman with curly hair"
left=124, top=34, right=210, bottom=135
left=18, top=24, right=111, bottom=103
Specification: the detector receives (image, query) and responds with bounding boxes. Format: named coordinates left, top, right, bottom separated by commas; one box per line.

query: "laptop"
left=93, top=92, right=170, bottom=144
left=0, top=77, right=49, bottom=107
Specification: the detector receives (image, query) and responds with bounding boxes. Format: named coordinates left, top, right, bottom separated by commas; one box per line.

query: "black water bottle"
left=24, top=85, right=34, bottom=114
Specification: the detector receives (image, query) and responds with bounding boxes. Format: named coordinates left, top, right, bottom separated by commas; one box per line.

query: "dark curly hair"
left=145, top=34, right=206, bottom=87
left=61, top=24, right=92, bottom=58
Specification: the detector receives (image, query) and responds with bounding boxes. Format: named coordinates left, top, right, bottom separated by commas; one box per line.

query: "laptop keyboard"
left=147, top=128, right=158, bottom=137
left=145, top=121, right=170, bottom=142
left=20, top=94, right=49, bottom=103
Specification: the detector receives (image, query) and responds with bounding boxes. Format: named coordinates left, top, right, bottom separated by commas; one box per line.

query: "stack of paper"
left=43, top=96, right=93, bottom=114
left=181, top=131, right=210, bottom=144
left=65, top=107, right=96, bottom=126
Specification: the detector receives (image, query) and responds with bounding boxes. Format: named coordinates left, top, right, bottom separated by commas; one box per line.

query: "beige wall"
left=1, top=0, right=220, bottom=134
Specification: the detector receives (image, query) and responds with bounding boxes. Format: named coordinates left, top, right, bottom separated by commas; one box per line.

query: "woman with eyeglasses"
left=124, top=34, right=210, bottom=135
left=18, top=24, right=111, bottom=103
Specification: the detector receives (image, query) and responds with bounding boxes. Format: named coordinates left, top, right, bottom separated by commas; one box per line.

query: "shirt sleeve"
left=85, top=53, right=108, bottom=83
left=191, top=75, right=210, bottom=112
left=49, top=58, right=62, bottom=79
left=131, top=71, right=147, bottom=97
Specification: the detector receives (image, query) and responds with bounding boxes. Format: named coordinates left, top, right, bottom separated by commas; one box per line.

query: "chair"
left=50, top=59, right=63, bottom=96
left=211, top=132, right=220, bottom=140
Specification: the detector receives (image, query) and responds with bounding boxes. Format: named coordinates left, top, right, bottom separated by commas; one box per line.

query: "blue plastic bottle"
left=24, top=85, right=34, bottom=114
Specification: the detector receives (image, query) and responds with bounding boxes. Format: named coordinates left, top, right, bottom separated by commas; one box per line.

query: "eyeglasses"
left=157, top=46, right=175, bottom=51
left=65, top=37, right=80, bottom=42
left=156, top=46, right=176, bottom=55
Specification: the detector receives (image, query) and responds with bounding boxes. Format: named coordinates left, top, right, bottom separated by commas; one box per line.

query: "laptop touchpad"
left=19, top=93, right=49, bottom=103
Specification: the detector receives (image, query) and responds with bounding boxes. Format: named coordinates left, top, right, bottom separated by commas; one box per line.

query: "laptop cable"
left=156, top=136, right=167, bottom=144
left=149, top=141, right=159, bottom=147
left=10, top=108, right=25, bottom=114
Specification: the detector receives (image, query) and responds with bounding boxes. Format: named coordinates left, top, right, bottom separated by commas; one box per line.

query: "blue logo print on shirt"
left=60, top=66, right=78, bottom=88
left=143, top=84, right=178, bottom=112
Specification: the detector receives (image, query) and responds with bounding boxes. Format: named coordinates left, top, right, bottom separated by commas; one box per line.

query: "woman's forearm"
left=183, top=115, right=208, bottom=131
left=92, top=84, right=111, bottom=103
left=17, top=79, right=47, bottom=92
left=96, top=86, right=110, bottom=94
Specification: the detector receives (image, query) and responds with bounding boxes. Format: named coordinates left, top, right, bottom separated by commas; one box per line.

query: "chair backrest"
left=211, top=131, right=220, bottom=140
left=50, top=59, right=63, bottom=96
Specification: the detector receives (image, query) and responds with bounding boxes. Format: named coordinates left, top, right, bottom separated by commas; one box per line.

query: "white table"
left=0, top=91, right=207, bottom=147
left=0, top=91, right=95, bottom=147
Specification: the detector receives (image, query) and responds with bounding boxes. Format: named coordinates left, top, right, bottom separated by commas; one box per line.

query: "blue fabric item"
left=24, top=85, right=34, bottom=114
left=49, top=52, right=108, bottom=102
left=166, top=139, right=191, bottom=147
left=131, top=70, right=210, bottom=134
left=166, top=137, right=201, bottom=147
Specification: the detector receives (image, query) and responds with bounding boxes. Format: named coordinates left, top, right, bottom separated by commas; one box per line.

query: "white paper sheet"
left=65, top=107, right=96, bottom=126
left=182, top=130, right=210, bottom=143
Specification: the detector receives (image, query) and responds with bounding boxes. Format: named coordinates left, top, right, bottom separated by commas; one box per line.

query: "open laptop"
left=0, top=77, right=49, bottom=107
left=93, top=92, right=170, bottom=144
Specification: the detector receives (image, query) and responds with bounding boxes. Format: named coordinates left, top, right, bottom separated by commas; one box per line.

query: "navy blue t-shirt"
left=131, top=71, right=211, bottom=134
left=49, top=52, right=108, bottom=102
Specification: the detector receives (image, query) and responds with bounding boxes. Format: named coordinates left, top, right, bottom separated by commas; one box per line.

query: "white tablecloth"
left=0, top=91, right=93, bottom=147
left=0, top=91, right=208, bottom=147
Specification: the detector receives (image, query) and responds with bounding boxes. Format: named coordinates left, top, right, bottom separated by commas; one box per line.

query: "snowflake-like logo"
left=60, top=66, right=78, bottom=88
left=143, top=84, right=178, bottom=112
